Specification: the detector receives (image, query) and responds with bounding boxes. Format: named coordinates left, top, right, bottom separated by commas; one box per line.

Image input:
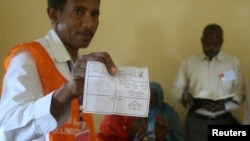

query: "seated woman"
left=96, top=82, right=184, bottom=141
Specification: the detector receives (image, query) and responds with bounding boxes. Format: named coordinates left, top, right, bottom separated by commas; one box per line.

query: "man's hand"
left=202, top=100, right=225, bottom=112
left=67, top=52, right=117, bottom=98
left=51, top=52, right=117, bottom=118
left=181, top=91, right=194, bottom=109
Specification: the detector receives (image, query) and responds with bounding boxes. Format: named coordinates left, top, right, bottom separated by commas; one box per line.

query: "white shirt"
left=0, top=29, right=72, bottom=141
left=172, top=52, right=245, bottom=116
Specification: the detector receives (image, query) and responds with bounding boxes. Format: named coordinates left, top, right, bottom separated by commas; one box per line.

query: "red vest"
left=3, top=41, right=96, bottom=141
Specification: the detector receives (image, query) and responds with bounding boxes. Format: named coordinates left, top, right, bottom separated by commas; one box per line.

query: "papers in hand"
left=194, top=90, right=235, bottom=101
left=194, top=90, right=235, bottom=117
left=83, top=61, right=150, bottom=117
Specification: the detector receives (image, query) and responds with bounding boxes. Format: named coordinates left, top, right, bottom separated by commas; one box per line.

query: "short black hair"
left=47, top=0, right=67, bottom=10
left=48, top=0, right=100, bottom=10
left=202, top=23, right=223, bottom=38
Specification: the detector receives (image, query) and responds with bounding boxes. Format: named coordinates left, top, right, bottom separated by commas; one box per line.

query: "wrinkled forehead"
left=202, top=32, right=223, bottom=42
left=204, top=30, right=222, bottom=37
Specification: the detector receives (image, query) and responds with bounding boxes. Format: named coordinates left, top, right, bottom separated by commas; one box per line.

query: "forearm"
left=50, top=83, right=76, bottom=118
left=0, top=94, right=57, bottom=140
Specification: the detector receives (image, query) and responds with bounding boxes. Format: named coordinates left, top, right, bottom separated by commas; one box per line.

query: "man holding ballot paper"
left=171, top=23, right=245, bottom=141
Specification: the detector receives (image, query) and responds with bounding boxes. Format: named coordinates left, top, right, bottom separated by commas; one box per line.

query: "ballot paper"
left=83, top=61, right=150, bottom=117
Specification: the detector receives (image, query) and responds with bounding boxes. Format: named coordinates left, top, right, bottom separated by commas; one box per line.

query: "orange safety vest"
left=2, top=41, right=96, bottom=141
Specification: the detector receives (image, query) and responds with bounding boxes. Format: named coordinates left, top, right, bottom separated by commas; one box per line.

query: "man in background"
left=172, top=23, right=245, bottom=141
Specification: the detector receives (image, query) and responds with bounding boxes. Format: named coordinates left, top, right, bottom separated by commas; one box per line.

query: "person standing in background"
left=172, top=23, right=245, bottom=141
left=97, top=82, right=184, bottom=141
left=0, top=0, right=118, bottom=141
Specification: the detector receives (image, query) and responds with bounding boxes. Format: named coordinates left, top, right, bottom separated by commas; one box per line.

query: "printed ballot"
left=83, top=61, right=150, bottom=117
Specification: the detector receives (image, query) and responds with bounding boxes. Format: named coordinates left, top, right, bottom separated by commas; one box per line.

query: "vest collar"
left=45, top=29, right=72, bottom=63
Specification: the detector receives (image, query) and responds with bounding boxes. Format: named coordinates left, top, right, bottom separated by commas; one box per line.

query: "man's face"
left=53, top=0, right=100, bottom=49
left=201, top=33, right=223, bottom=60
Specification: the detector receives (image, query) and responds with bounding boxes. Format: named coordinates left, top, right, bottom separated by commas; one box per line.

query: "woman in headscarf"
left=96, top=82, right=184, bottom=141
left=148, top=82, right=184, bottom=141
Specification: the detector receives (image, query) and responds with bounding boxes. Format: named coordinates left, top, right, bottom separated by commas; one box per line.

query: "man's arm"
left=50, top=52, right=117, bottom=118
left=0, top=52, right=62, bottom=140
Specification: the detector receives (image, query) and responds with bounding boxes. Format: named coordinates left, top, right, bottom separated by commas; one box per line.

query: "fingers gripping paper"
left=83, top=61, right=150, bottom=117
